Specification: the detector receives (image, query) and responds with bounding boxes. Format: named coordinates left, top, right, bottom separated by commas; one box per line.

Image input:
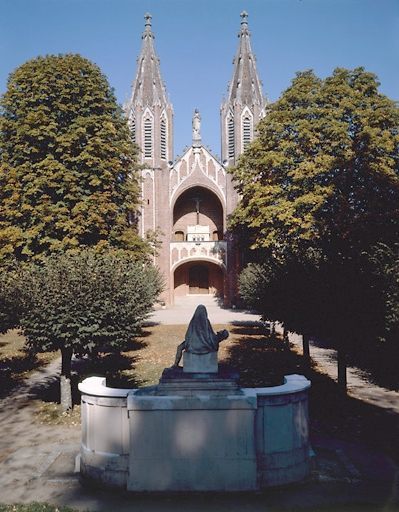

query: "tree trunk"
left=60, top=346, right=73, bottom=412
left=271, top=321, right=276, bottom=339
left=302, top=334, right=311, bottom=370
left=283, top=326, right=289, bottom=347
left=337, top=347, right=348, bottom=393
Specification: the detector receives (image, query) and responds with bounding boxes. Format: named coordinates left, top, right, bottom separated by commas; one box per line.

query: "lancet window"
left=160, top=117, right=167, bottom=160
left=242, top=115, right=252, bottom=150
left=144, top=116, right=153, bottom=159
left=228, top=115, right=235, bottom=159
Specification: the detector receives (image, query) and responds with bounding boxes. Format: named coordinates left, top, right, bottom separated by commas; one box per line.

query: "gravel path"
left=0, top=357, right=80, bottom=503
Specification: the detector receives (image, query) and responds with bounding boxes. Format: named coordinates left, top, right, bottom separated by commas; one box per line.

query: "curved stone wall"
left=78, top=374, right=311, bottom=491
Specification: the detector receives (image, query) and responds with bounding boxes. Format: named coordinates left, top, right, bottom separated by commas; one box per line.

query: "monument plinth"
left=79, top=305, right=312, bottom=491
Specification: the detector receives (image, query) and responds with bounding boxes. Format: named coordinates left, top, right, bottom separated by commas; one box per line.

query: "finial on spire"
left=144, top=12, right=152, bottom=29
left=240, top=11, right=248, bottom=25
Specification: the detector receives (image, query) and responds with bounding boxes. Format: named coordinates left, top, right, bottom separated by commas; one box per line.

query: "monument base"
left=157, top=365, right=241, bottom=395
left=127, top=391, right=257, bottom=491
left=79, top=374, right=311, bottom=492
left=183, top=351, right=218, bottom=373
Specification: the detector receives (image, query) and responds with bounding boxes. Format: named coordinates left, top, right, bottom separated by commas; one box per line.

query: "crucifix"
left=192, top=197, right=202, bottom=225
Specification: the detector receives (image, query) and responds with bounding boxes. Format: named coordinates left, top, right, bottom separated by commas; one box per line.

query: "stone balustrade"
left=170, top=240, right=227, bottom=269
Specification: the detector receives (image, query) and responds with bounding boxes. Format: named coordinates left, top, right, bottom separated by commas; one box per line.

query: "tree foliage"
left=231, top=68, right=399, bottom=387
left=19, top=250, right=163, bottom=409
left=0, top=54, right=146, bottom=263
left=232, top=68, right=399, bottom=257
left=0, top=264, right=21, bottom=333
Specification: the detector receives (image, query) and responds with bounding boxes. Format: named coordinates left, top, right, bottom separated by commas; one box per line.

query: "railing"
left=170, top=241, right=227, bottom=268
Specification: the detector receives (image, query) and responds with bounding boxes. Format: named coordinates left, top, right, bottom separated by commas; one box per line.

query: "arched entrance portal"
left=174, top=261, right=224, bottom=300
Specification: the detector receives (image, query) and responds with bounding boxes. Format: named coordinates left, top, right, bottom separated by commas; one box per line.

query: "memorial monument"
left=79, top=306, right=312, bottom=491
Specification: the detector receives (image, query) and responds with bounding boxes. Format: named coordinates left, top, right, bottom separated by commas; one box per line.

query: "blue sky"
left=1, top=0, right=398, bottom=160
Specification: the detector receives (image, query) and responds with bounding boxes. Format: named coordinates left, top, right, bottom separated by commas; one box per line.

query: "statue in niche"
left=173, top=304, right=229, bottom=367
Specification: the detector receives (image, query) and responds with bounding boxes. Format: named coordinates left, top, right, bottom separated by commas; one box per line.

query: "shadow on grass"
left=224, top=323, right=399, bottom=465
left=29, top=336, right=150, bottom=406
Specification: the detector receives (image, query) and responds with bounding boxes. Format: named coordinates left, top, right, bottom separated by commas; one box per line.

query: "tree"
left=0, top=264, right=20, bottom=333
left=231, top=68, right=399, bottom=390
left=0, top=54, right=146, bottom=263
left=19, top=250, right=163, bottom=410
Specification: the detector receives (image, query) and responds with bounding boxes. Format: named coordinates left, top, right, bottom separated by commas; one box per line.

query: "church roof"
left=129, top=13, right=169, bottom=108
left=225, top=11, right=265, bottom=107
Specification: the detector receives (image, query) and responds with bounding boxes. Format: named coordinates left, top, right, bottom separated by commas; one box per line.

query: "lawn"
left=75, top=322, right=302, bottom=389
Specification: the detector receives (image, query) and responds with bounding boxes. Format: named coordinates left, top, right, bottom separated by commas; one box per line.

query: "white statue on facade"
left=192, top=108, right=201, bottom=144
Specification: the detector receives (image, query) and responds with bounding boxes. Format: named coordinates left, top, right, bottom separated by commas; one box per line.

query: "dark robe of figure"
left=173, top=304, right=229, bottom=367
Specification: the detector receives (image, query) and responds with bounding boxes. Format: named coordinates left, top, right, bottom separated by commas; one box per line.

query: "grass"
left=0, top=504, right=81, bottom=512
left=83, top=322, right=297, bottom=389
left=0, top=505, right=393, bottom=512
left=0, top=330, right=58, bottom=398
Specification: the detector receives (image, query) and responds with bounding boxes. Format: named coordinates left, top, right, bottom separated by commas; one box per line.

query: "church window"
left=228, top=116, right=235, bottom=159
left=243, top=116, right=252, bottom=150
left=129, top=115, right=136, bottom=142
left=144, top=117, right=153, bottom=159
left=160, top=117, right=167, bottom=160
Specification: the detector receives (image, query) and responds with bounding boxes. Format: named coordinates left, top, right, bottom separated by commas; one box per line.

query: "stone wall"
left=79, top=374, right=311, bottom=491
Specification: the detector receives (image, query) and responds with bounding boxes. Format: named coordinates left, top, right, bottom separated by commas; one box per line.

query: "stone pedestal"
left=79, top=374, right=311, bottom=491
left=183, top=351, right=218, bottom=373
left=157, top=366, right=240, bottom=396
left=127, top=392, right=257, bottom=491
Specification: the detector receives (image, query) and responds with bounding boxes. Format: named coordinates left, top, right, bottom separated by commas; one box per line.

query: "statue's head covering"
left=184, top=304, right=219, bottom=354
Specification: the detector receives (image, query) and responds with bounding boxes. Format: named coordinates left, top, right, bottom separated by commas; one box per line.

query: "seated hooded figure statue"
left=173, top=304, right=229, bottom=367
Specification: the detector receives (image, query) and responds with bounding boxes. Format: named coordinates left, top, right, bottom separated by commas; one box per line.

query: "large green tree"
left=19, top=250, right=163, bottom=410
left=0, top=54, right=146, bottom=262
left=231, top=68, right=399, bottom=389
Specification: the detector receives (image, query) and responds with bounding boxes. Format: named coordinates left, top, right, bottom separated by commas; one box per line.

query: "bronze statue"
left=173, top=304, right=229, bottom=367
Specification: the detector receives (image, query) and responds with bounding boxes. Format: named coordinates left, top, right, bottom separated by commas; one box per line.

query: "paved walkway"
left=149, top=295, right=261, bottom=325
left=276, top=326, right=399, bottom=415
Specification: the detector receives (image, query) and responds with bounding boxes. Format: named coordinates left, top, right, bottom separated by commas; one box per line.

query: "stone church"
left=126, top=12, right=266, bottom=306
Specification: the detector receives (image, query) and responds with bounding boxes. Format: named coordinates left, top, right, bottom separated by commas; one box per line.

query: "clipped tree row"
left=231, top=67, right=399, bottom=390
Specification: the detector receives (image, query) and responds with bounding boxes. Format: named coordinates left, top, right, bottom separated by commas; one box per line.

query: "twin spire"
left=226, top=10, right=264, bottom=107
left=129, top=12, right=169, bottom=107
left=128, top=12, right=265, bottom=165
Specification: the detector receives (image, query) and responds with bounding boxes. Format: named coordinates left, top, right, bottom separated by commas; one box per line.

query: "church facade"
left=126, top=12, right=266, bottom=306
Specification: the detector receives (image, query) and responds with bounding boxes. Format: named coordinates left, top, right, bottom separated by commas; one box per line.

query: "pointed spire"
left=130, top=13, right=168, bottom=107
left=220, top=12, right=266, bottom=164
left=126, top=13, right=174, bottom=165
left=226, top=11, right=264, bottom=107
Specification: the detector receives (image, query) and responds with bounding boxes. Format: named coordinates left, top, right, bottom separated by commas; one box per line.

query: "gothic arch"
left=172, top=185, right=225, bottom=238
